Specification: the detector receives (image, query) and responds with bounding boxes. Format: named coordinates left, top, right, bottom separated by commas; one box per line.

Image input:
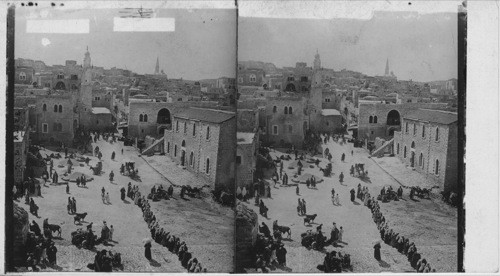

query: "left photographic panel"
left=7, top=1, right=236, bottom=273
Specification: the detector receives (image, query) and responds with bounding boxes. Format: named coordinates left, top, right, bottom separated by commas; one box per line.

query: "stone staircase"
left=142, top=138, right=164, bottom=156
left=370, top=138, right=394, bottom=158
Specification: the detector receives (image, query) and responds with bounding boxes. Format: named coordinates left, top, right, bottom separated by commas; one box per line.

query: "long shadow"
left=352, top=201, right=360, bottom=205
left=410, top=198, right=420, bottom=202
left=122, top=200, right=131, bottom=204
left=378, top=260, right=391, bottom=268
left=149, top=259, right=161, bottom=267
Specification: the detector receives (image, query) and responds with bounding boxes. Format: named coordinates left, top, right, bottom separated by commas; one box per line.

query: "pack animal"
left=303, top=214, right=318, bottom=225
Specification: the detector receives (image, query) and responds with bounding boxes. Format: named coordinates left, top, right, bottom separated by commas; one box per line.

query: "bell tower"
left=79, top=46, right=93, bottom=128
left=313, top=49, right=321, bottom=70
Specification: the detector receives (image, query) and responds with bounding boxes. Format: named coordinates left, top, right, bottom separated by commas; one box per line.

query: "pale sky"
left=239, top=11, right=458, bottom=82
left=15, top=7, right=236, bottom=80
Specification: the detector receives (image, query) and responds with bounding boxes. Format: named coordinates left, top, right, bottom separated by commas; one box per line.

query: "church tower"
left=385, top=58, right=390, bottom=76
left=313, top=49, right=321, bottom=70
left=154, top=57, right=160, bottom=75
left=78, top=46, right=93, bottom=128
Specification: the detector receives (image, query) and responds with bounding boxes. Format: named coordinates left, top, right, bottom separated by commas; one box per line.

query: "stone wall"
left=237, top=136, right=256, bottom=188
left=235, top=202, right=258, bottom=272
left=215, top=118, right=237, bottom=191
left=13, top=203, right=29, bottom=266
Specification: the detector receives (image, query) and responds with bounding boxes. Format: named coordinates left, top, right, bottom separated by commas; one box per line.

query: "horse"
left=45, top=224, right=62, bottom=237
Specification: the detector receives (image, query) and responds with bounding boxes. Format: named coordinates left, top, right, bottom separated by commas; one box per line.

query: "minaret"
left=385, top=58, right=390, bottom=76
left=314, top=49, right=321, bottom=70
left=84, top=46, right=91, bottom=69
left=154, top=57, right=160, bottom=75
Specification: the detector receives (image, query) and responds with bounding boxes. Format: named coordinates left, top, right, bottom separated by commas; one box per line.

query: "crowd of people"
left=254, top=222, right=288, bottom=272
left=24, top=224, right=58, bottom=271
left=366, top=186, right=436, bottom=273
left=138, top=192, right=208, bottom=272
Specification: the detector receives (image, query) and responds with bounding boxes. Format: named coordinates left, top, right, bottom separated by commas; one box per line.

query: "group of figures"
left=254, top=222, right=289, bottom=272
left=24, top=220, right=58, bottom=271
left=367, top=188, right=437, bottom=272
left=139, top=189, right=207, bottom=272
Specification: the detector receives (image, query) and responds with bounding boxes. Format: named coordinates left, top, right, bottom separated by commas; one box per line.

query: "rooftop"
left=321, top=109, right=341, bottom=116
left=174, top=108, right=235, bottom=124
left=404, top=109, right=458, bottom=125
left=92, top=107, right=111, bottom=114
left=237, top=132, right=256, bottom=145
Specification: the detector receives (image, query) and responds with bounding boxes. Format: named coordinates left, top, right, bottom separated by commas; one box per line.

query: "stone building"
left=14, top=107, right=30, bottom=184
left=127, top=101, right=231, bottom=139
left=14, top=66, right=35, bottom=85
left=237, top=108, right=259, bottom=188
left=163, top=108, right=236, bottom=191
left=357, top=102, right=449, bottom=142
left=238, top=67, right=265, bottom=87
left=262, top=96, right=308, bottom=147
left=237, top=132, right=257, bottom=189
left=33, top=94, right=76, bottom=146
left=393, top=109, right=458, bottom=192
left=282, top=62, right=312, bottom=93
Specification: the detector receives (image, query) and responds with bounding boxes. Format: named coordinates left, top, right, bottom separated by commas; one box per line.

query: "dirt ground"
left=242, top=135, right=457, bottom=273
left=16, top=135, right=233, bottom=272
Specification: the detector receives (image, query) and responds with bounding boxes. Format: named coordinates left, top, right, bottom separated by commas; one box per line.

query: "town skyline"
left=239, top=12, right=458, bottom=82
left=15, top=8, right=236, bottom=80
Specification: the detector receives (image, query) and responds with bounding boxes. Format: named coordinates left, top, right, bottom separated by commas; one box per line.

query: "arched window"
left=273, top=106, right=277, bottom=113
left=19, top=72, right=27, bottom=80
left=42, top=104, right=47, bottom=111
left=190, top=152, right=194, bottom=167
left=167, top=142, right=170, bottom=153
left=289, top=106, right=293, bottom=114
left=404, top=146, right=407, bottom=158
left=284, top=106, right=288, bottom=114
left=373, top=116, right=378, bottom=123
left=206, top=126, right=210, bottom=140
left=58, top=105, right=62, bottom=113
left=435, top=127, right=440, bottom=141
left=369, top=116, right=373, bottom=123
left=405, top=122, right=409, bottom=133
left=249, top=74, right=256, bottom=82
left=205, top=158, right=210, bottom=174
left=57, top=73, right=64, bottom=79
left=193, top=123, right=196, bottom=136
left=139, top=114, right=143, bottom=122
left=184, top=122, right=187, bottom=134
left=176, top=121, right=179, bottom=132
left=413, top=123, right=417, bottom=135
left=396, top=143, right=400, bottom=154
left=422, top=125, right=426, bottom=138
left=411, top=141, right=415, bottom=148
left=54, top=105, right=58, bottom=112
left=174, top=145, right=177, bottom=157
left=435, top=159, right=440, bottom=175
left=419, top=153, right=424, bottom=167
left=181, top=140, right=186, bottom=148
left=144, top=114, right=148, bottom=122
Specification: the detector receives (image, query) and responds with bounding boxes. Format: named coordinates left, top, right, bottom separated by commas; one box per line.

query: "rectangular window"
left=42, top=123, right=48, bottom=133
left=422, top=125, right=426, bottom=138
left=273, top=125, right=278, bottom=135
left=236, top=156, right=242, bottom=165
left=288, top=125, right=293, bottom=133
left=413, top=123, right=417, bottom=136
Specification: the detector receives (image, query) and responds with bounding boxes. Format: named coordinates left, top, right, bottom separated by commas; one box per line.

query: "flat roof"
left=92, top=107, right=111, bottom=114
left=321, top=109, right=341, bottom=116
left=174, top=108, right=235, bottom=124
left=405, top=109, right=458, bottom=125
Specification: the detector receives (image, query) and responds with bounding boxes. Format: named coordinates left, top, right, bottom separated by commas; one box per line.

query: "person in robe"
left=301, top=199, right=307, bottom=215
left=350, top=188, right=356, bottom=202
left=120, top=187, right=126, bottom=201
left=111, top=151, right=115, bottom=161
left=374, top=241, right=381, bottom=261
left=144, top=240, right=152, bottom=260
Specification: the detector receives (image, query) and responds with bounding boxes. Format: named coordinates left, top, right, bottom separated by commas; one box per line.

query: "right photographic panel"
left=235, top=1, right=461, bottom=273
